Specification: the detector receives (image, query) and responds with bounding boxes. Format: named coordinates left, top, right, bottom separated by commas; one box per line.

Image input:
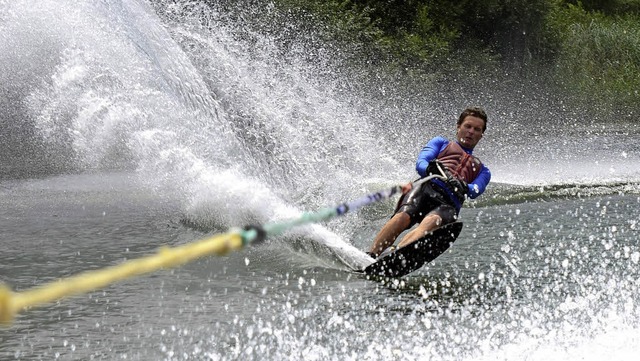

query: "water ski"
left=361, top=222, right=463, bottom=277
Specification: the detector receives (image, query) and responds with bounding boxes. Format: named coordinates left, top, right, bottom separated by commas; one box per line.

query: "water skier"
left=368, top=106, right=491, bottom=258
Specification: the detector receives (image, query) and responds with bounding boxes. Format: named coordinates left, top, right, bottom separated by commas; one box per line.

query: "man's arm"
left=467, top=165, right=491, bottom=199
left=415, top=137, right=448, bottom=177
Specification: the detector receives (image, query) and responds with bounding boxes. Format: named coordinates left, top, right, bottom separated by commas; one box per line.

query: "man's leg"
left=368, top=212, right=411, bottom=256
left=396, top=213, right=443, bottom=248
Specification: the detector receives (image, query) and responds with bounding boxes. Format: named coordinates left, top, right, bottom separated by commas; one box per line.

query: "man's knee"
left=421, top=213, right=443, bottom=228
left=392, top=212, right=411, bottom=224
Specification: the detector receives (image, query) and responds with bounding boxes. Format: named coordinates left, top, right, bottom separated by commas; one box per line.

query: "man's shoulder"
left=427, top=136, right=449, bottom=146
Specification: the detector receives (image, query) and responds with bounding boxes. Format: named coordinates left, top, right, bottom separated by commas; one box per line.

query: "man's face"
left=456, top=115, right=485, bottom=149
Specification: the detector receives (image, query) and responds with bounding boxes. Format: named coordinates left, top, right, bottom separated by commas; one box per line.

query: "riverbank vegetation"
left=266, top=0, right=639, bottom=118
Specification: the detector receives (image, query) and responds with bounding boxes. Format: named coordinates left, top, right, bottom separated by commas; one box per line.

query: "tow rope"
left=0, top=181, right=419, bottom=325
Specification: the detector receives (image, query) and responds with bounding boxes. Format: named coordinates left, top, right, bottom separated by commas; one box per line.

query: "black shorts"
left=394, top=181, right=458, bottom=227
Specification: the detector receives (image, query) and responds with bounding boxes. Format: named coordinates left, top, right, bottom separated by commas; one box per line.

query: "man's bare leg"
left=396, top=213, right=442, bottom=248
left=368, top=212, right=411, bottom=256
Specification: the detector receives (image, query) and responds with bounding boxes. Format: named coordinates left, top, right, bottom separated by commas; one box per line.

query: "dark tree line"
left=270, top=0, right=640, bottom=116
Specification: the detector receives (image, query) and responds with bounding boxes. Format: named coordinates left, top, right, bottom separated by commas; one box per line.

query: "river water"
left=1, top=1, right=640, bottom=360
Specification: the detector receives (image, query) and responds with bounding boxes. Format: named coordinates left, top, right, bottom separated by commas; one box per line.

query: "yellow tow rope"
left=0, top=231, right=244, bottom=325
left=0, top=181, right=413, bottom=326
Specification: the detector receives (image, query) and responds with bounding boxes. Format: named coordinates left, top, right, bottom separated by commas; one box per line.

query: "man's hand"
left=447, top=177, right=468, bottom=201
left=401, top=183, right=413, bottom=195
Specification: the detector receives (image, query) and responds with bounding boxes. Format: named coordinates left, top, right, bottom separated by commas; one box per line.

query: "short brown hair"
left=458, top=106, right=487, bottom=132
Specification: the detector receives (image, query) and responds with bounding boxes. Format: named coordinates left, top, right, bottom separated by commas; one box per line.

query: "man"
left=368, top=106, right=491, bottom=257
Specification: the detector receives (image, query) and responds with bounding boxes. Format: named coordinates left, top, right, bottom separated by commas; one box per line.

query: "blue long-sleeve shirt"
left=415, top=136, right=491, bottom=199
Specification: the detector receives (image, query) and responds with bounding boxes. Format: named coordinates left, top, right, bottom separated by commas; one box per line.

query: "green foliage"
left=267, top=0, right=640, bottom=115
left=541, top=2, right=639, bottom=113
left=459, top=0, right=557, bottom=57
left=554, top=13, right=640, bottom=113
left=265, top=0, right=392, bottom=65
left=566, top=0, right=640, bottom=14
left=277, top=0, right=497, bottom=73
left=392, top=3, right=462, bottom=68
